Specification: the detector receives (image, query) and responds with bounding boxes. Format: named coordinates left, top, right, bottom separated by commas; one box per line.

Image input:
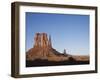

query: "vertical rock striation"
left=34, top=33, right=41, bottom=48
left=33, top=33, right=52, bottom=48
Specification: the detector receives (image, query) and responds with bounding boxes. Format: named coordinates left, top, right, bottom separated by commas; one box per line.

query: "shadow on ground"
left=26, top=57, right=89, bottom=67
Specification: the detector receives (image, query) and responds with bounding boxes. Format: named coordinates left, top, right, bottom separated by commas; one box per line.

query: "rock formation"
left=26, top=33, right=70, bottom=61
left=26, top=33, right=89, bottom=63
left=48, top=35, right=52, bottom=48
left=63, top=49, right=66, bottom=54
left=34, top=33, right=41, bottom=47
left=33, top=33, right=51, bottom=48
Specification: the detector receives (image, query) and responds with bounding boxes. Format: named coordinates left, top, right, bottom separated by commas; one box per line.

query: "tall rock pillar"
left=48, top=35, right=52, bottom=48
left=41, top=33, right=49, bottom=48
left=33, top=33, right=52, bottom=49
left=34, top=33, right=41, bottom=48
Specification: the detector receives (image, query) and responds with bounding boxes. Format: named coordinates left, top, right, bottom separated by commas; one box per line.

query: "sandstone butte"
left=26, top=33, right=89, bottom=62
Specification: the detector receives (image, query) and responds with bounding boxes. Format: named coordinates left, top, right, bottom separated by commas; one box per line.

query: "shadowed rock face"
left=26, top=33, right=89, bottom=62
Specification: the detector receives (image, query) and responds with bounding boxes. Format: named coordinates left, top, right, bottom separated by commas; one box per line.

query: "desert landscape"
left=26, top=33, right=89, bottom=67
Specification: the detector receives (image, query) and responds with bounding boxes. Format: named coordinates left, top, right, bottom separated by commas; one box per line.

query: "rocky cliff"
left=26, top=33, right=70, bottom=61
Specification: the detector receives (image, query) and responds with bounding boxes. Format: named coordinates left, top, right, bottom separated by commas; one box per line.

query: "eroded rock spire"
left=33, top=33, right=52, bottom=48
left=34, top=33, right=41, bottom=47
left=48, top=35, right=52, bottom=48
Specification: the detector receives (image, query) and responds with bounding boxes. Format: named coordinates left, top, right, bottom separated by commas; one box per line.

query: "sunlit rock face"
left=33, top=33, right=52, bottom=48
left=26, top=33, right=69, bottom=61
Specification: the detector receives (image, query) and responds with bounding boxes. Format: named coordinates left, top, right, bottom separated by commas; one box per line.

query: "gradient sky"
left=26, top=12, right=89, bottom=55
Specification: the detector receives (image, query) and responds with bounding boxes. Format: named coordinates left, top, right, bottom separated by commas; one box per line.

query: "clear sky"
left=26, top=12, right=89, bottom=55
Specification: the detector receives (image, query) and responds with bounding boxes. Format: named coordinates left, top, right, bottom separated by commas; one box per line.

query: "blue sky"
left=26, top=12, right=89, bottom=55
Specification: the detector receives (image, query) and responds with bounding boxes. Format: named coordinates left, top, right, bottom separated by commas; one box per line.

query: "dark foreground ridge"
left=26, top=59, right=89, bottom=67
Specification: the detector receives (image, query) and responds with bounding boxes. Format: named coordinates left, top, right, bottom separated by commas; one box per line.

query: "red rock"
left=26, top=33, right=89, bottom=62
